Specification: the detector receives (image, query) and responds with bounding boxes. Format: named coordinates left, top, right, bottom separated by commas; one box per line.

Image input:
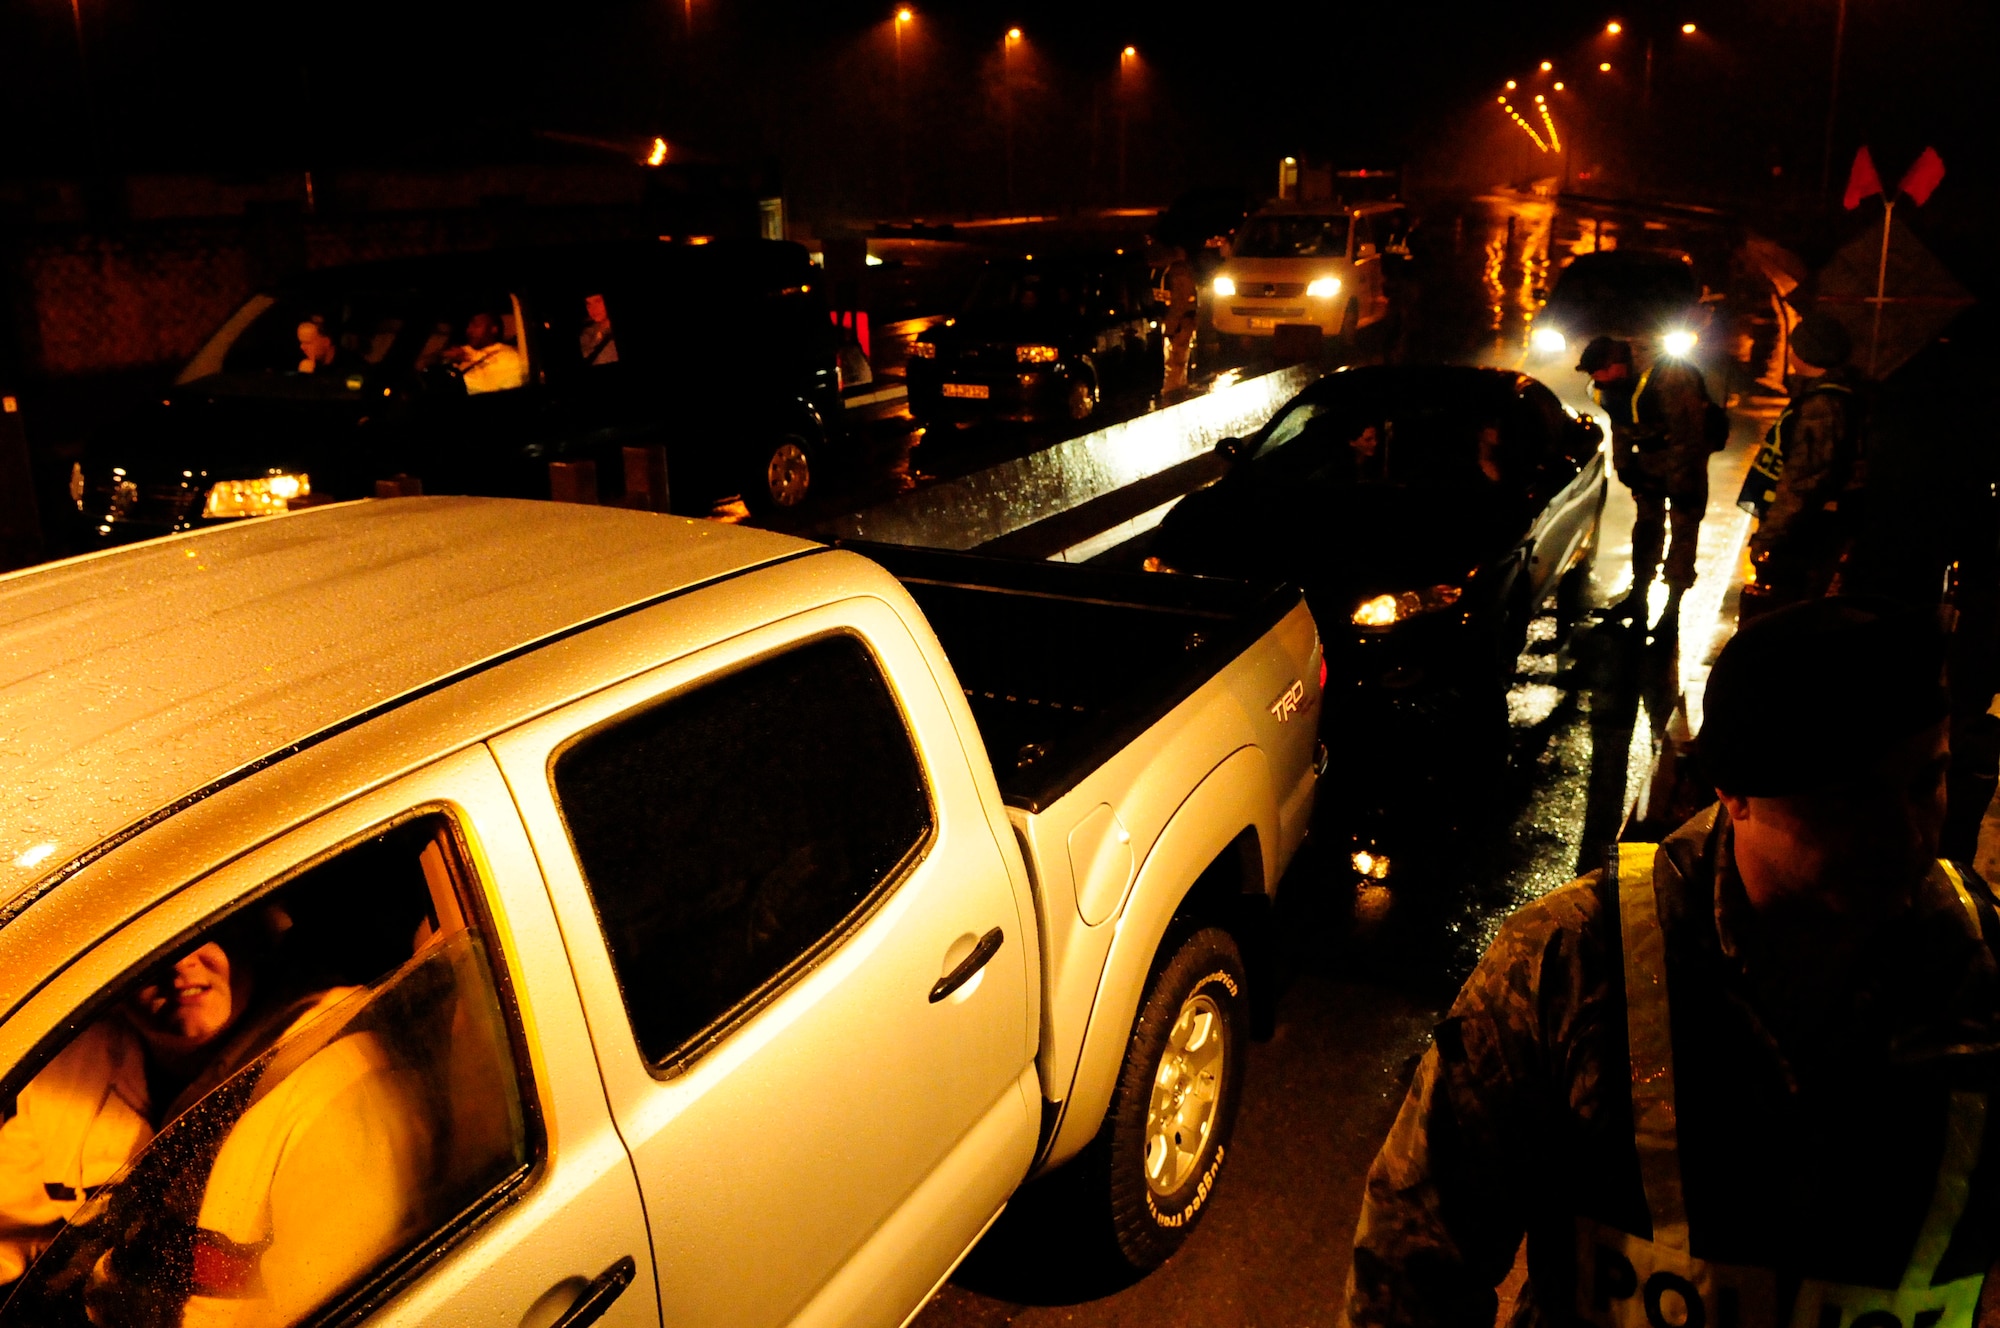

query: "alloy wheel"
left=1143, top=991, right=1225, bottom=1196
left=766, top=440, right=812, bottom=508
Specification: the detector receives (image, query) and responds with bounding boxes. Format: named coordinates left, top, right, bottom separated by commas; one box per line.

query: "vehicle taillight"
left=1318, top=657, right=1328, bottom=691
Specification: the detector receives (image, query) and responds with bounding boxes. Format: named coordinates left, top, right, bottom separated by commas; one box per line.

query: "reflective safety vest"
left=1578, top=843, right=1990, bottom=1328
left=1736, top=382, right=1857, bottom=518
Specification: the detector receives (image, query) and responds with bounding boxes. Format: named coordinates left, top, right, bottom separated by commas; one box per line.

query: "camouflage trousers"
left=1632, top=488, right=1705, bottom=592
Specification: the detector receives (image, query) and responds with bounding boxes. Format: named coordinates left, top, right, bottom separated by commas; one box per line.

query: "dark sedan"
left=906, top=255, right=1164, bottom=427
left=1527, top=248, right=1716, bottom=367
left=1145, top=366, right=1607, bottom=732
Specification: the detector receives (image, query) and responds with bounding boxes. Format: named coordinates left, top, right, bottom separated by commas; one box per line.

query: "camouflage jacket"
left=1346, top=806, right=2000, bottom=1328
left=1748, top=370, right=1864, bottom=562
left=1594, top=360, right=1712, bottom=497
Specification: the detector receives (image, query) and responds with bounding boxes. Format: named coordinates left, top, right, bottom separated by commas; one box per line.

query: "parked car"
left=1145, top=366, right=1606, bottom=728
left=0, top=497, right=1322, bottom=1328
left=905, top=254, right=1166, bottom=426
left=1207, top=201, right=1409, bottom=350
left=70, top=239, right=842, bottom=544
left=1527, top=247, right=1716, bottom=364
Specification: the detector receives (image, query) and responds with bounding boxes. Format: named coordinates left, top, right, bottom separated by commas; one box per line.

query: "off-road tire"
left=745, top=433, right=815, bottom=515
left=1098, top=926, right=1248, bottom=1273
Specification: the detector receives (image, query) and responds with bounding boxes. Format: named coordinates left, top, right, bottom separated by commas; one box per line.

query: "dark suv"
left=73, top=239, right=841, bottom=543
left=905, top=255, right=1165, bottom=427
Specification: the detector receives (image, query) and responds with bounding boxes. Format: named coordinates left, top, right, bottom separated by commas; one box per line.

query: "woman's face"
left=1349, top=425, right=1379, bottom=459
left=126, top=942, right=246, bottom=1054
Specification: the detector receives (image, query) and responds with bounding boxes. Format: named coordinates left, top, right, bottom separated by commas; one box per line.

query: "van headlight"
left=1306, top=277, right=1341, bottom=298
left=1016, top=344, right=1059, bottom=363
left=204, top=472, right=310, bottom=519
left=1352, top=584, right=1463, bottom=629
left=1662, top=329, right=1697, bottom=357
left=1213, top=276, right=1237, bottom=298
left=1531, top=327, right=1567, bottom=354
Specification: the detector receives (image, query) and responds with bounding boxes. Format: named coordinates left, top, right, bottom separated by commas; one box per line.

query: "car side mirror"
left=1215, top=435, right=1249, bottom=466
left=1568, top=416, right=1604, bottom=462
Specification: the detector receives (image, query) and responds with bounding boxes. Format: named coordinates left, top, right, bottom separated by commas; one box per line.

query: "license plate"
left=941, top=382, right=990, bottom=399
left=1248, top=318, right=1276, bottom=330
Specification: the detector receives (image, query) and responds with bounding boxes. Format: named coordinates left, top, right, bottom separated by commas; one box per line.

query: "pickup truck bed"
left=843, top=542, right=1306, bottom=812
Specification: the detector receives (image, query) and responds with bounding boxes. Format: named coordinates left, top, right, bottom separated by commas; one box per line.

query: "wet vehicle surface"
left=906, top=255, right=1165, bottom=428
left=1147, top=365, right=1607, bottom=738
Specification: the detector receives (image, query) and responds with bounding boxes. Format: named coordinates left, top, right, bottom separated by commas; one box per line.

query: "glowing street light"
left=1599, top=61, right=1613, bottom=72
left=1539, top=60, right=1553, bottom=71
left=1506, top=79, right=1517, bottom=89
left=1680, top=21, right=1696, bottom=34
left=1006, top=26, right=1021, bottom=40
left=1606, top=20, right=1622, bottom=34
left=895, top=6, right=912, bottom=20
left=1553, top=80, right=1565, bottom=90
left=1118, top=46, right=1139, bottom=201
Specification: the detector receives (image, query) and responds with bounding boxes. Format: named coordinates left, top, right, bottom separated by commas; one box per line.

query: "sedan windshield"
left=1550, top=257, right=1697, bottom=307
left=1233, top=215, right=1351, bottom=259
left=962, top=266, right=1088, bottom=317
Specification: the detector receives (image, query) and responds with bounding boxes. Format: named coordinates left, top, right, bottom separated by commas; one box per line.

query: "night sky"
left=1, top=0, right=1991, bottom=234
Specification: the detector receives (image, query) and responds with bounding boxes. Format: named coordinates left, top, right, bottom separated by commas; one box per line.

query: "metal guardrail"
left=811, top=362, right=1322, bottom=552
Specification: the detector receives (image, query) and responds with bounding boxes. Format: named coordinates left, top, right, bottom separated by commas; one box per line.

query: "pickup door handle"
left=930, top=927, right=1005, bottom=1003
left=549, top=1256, right=637, bottom=1328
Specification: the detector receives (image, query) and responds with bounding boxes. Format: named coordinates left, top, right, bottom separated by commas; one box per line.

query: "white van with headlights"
left=1208, top=201, right=1407, bottom=349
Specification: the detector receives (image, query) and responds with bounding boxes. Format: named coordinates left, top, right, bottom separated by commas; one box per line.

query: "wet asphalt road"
left=902, top=193, right=1773, bottom=1326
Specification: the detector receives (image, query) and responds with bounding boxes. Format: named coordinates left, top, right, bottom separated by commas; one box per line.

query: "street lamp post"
left=1117, top=46, right=1136, bottom=205
left=1004, top=29, right=1021, bottom=213
left=894, top=8, right=913, bottom=214
left=1819, top=0, right=1848, bottom=197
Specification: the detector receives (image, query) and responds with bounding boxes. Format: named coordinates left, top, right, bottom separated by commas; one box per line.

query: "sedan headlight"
left=1212, top=275, right=1237, bottom=298
left=1352, top=584, right=1463, bottom=629
left=908, top=340, right=937, bottom=359
left=1662, top=329, right=1697, bottom=357
left=1531, top=327, right=1567, bottom=354
left=204, top=472, right=310, bottom=519
left=1016, top=344, right=1059, bottom=364
left=1306, top=277, right=1341, bottom=298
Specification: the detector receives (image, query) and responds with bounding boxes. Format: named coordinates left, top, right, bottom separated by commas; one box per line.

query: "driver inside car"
left=0, top=921, right=358, bottom=1291
left=441, top=310, right=525, bottom=395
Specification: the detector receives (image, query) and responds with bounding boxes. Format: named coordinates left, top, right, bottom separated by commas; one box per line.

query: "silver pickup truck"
left=0, top=498, right=1321, bottom=1328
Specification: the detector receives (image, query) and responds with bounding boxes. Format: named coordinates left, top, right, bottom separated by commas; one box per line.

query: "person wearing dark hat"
left=1348, top=597, right=2000, bottom=1328
left=1579, top=334, right=1717, bottom=625
left=1742, top=312, right=1865, bottom=616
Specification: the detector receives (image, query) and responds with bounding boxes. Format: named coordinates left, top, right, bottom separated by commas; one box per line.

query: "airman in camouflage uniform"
left=1348, top=599, right=2000, bottom=1328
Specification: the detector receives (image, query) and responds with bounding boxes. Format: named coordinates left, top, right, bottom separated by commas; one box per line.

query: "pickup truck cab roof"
left=0, top=497, right=814, bottom=916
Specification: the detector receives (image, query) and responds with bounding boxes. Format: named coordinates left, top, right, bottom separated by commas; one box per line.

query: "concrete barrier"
left=812, top=362, right=1323, bottom=551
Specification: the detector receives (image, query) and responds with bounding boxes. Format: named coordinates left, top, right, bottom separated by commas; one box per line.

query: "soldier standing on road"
left=1742, top=314, right=1865, bottom=616
left=1579, top=335, right=1716, bottom=627
left=1346, top=598, right=2000, bottom=1328
left=1157, top=244, right=1199, bottom=396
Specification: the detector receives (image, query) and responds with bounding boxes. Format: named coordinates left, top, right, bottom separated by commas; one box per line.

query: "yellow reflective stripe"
left=1904, top=1091, right=1987, bottom=1289
left=1617, top=841, right=1689, bottom=1250
left=1631, top=365, right=1655, bottom=425
left=1940, top=860, right=1983, bottom=941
